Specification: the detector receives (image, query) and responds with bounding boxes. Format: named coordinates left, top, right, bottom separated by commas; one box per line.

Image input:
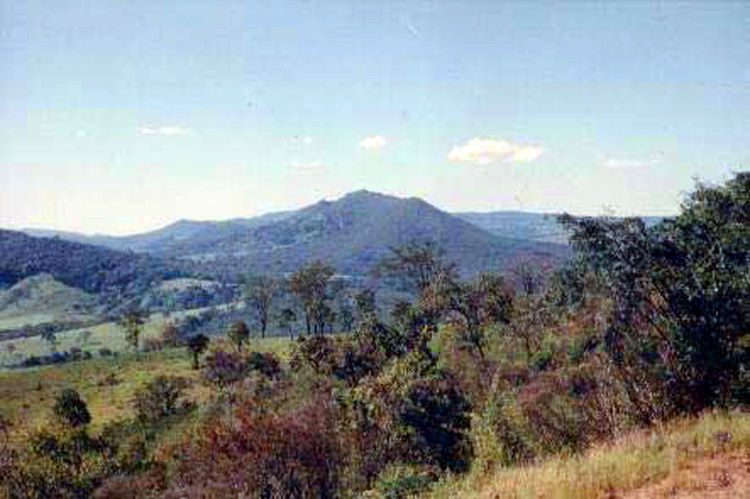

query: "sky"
left=1, top=0, right=748, bottom=235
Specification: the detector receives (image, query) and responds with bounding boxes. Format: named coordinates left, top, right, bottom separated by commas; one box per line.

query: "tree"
left=41, top=330, right=57, bottom=354
left=277, top=308, right=297, bottom=336
left=242, top=274, right=280, bottom=339
left=424, top=271, right=513, bottom=362
left=228, top=321, right=250, bottom=352
left=373, top=240, right=457, bottom=293
left=511, top=259, right=548, bottom=296
left=289, top=261, right=336, bottom=335
left=187, top=334, right=210, bottom=369
left=53, top=389, right=91, bottom=428
left=118, top=308, right=147, bottom=358
left=354, top=288, right=377, bottom=323
left=338, top=301, right=355, bottom=332
left=134, top=376, right=190, bottom=422
left=162, top=322, right=182, bottom=347
left=560, top=172, right=750, bottom=416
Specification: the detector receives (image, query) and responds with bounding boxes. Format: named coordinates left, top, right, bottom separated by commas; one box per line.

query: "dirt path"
left=624, top=451, right=750, bottom=498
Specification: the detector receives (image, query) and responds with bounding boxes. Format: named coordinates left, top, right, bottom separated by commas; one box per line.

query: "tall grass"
left=427, top=409, right=750, bottom=499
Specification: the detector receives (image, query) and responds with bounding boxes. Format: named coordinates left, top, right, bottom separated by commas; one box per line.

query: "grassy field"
left=426, top=409, right=750, bottom=499
left=0, top=303, right=244, bottom=366
left=0, top=336, right=295, bottom=441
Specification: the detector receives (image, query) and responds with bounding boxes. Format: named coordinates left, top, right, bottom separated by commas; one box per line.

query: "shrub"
left=202, top=350, right=248, bottom=388
left=53, top=389, right=91, bottom=428
left=346, top=353, right=473, bottom=489
left=134, top=376, right=191, bottom=423
left=187, top=334, right=210, bottom=369
left=373, top=463, right=438, bottom=499
left=166, top=390, right=344, bottom=498
left=142, top=337, right=164, bottom=352
left=245, top=351, right=282, bottom=378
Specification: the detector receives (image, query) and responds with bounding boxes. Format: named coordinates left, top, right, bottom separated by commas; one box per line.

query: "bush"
left=373, top=463, right=439, bottom=499
left=245, top=351, right=282, bottom=378
left=166, top=390, right=344, bottom=498
left=142, top=337, right=164, bottom=353
left=53, top=389, right=91, bottom=428
left=202, top=350, right=247, bottom=388
left=346, top=352, right=473, bottom=489
left=134, top=376, right=191, bottom=423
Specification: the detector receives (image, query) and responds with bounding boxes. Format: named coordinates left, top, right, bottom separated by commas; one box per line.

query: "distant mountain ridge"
left=17, top=190, right=570, bottom=277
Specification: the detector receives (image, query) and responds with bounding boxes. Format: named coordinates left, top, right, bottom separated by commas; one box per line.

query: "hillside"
left=0, top=274, right=96, bottom=328
left=23, top=211, right=293, bottom=254
left=0, top=230, right=184, bottom=294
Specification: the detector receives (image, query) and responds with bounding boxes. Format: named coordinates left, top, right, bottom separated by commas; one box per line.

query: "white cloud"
left=303, top=136, right=313, bottom=145
left=139, top=126, right=191, bottom=136
left=289, top=160, right=325, bottom=171
left=448, top=137, right=543, bottom=165
left=602, top=157, right=660, bottom=169
left=359, top=135, right=388, bottom=150
left=76, top=130, right=87, bottom=137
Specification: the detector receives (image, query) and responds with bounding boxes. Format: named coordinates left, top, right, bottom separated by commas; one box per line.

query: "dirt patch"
left=624, top=451, right=750, bottom=499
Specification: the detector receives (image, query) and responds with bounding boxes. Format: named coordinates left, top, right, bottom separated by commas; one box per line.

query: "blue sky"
left=1, top=0, right=748, bottom=234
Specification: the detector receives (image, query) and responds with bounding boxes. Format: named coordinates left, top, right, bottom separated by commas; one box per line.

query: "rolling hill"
left=0, top=273, right=96, bottom=328
left=0, top=229, right=185, bottom=294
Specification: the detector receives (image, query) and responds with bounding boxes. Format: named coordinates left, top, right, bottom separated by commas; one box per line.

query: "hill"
left=0, top=274, right=96, bottom=328
left=21, top=191, right=569, bottom=277
left=23, top=211, right=293, bottom=254
left=456, top=211, right=666, bottom=244
left=162, top=190, right=568, bottom=275
left=0, top=230, right=185, bottom=294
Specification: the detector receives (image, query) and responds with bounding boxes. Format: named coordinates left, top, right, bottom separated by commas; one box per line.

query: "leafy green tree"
left=423, top=271, right=513, bottom=361
left=134, top=375, right=190, bottom=423
left=354, top=288, right=377, bottom=322
left=242, top=274, right=281, bottom=339
left=228, top=321, right=250, bottom=352
left=289, top=261, right=337, bottom=335
left=118, top=308, right=147, bottom=358
left=187, top=334, right=210, bottom=369
left=53, top=389, right=91, bottom=428
left=277, top=307, right=297, bottom=336
left=338, top=301, right=355, bottom=332
left=374, top=240, right=457, bottom=293
left=560, top=172, right=750, bottom=416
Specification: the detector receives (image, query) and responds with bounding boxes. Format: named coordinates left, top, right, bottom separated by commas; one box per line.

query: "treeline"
left=1, top=172, right=747, bottom=498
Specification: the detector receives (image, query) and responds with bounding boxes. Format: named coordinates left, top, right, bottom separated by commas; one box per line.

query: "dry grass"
left=0, top=336, right=295, bottom=442
left=426, top=409, right=750, bottom=499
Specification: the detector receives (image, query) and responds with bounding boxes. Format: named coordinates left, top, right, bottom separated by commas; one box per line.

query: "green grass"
left=0, top=304, right=243, bottom=365
left=0, top=336, right=295, bottom=441
left=425, top=409, right=750, bottom=499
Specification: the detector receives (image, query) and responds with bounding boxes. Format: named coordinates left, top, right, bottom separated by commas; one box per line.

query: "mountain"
left=17, top=191, right=571, bottom=277
left=153, top=190, right=568, bottom=275
left=456, top=211, right=570, bottom=244
left=0, top=229, right=185, bottom=294
left=456, top=212, right=667, bottom=244
left=23, top=211, right=293, bottom=254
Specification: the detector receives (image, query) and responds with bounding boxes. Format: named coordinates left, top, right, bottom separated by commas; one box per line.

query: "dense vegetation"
left=0, top=230, right=184, bottom=295
left=0, top=174, right=747, bottom=498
